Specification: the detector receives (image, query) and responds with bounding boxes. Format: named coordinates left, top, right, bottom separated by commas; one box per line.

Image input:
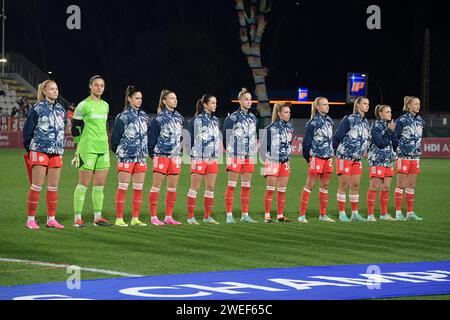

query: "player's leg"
left=130, top=172, right=147, bottom=226
left=349, top=173, right=365, bottom=221
left=264, top=175, right=278, bottom=223
left=115, top=171, right=131, bottom=227
left=275, top=176, right=290, bottom=222
left=45, top=167, right=64, bottom=228
left=26, top=165, right=47, bottom=229
left=165, top=174, right=181, bottom=224
left=379, top=177, right=395, bottom=221
left=240, top=172, right=257, bottom=223
left=337, top=174, right=350, bottom=222
left=203, top=173, right=219, bottom=224
left=92, top=169, right=111, bottom=226
left=73, top=168, right=93, bottom=227
left=367, top=177, right=380, bottom=221
left=187, top=173, right=203, bottom=225
left=405, top=174, right=422, bottom=220
left=299, top=174, right=319, bottom=223
left=395, top=172, right=408, bottom=221
left=318, top=173, right=334, bottom=222
left=225, top=170, right=239, bottom=223
left=149, top=172, right=165, bottom=225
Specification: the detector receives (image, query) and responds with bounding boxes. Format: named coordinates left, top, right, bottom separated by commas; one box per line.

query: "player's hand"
left=388, top=119, right=396, bottom=131
left=71, top=154, right=79, bottom=167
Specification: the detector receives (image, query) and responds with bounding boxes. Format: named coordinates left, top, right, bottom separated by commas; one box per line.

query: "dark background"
left=7, top=0, right=450, bottom=118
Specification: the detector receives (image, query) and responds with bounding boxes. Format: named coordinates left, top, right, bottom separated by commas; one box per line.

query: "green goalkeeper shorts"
left=76, top=153, right=110, bottom=171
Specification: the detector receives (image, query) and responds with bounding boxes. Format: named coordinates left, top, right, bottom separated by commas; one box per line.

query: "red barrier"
left=421, top=138, right=450, bottom=158
left=0, top=131, right=22, bottom=148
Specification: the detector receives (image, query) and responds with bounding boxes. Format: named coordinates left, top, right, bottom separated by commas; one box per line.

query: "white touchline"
left=0, top=258, right=143, bottom=278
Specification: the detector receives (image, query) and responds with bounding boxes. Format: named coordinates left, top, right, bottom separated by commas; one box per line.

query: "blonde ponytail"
left=403, top=96, right=419, bottom=112
left=271, top=102, right=291, bottom=123
left=374, top=105, right=390, bottom=119
left=238, top=87, right=251, bottom=100
left=37, top=80, right=55, bottom=102
left=353, top=96, right=368, bottom=113
left=311, top=97, right=327, bottom=119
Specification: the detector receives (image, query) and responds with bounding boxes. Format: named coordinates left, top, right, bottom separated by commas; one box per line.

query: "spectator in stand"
left=11, top=107, right=19, bottom=117
left=66, top=103, right=75, bottom=133
left=19, top=98, right=31, bottom=117
left=0, top=107, right=8, bottom=117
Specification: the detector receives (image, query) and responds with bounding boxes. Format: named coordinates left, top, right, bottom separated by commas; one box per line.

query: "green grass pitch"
left=1, top=149, right=449, bottom=299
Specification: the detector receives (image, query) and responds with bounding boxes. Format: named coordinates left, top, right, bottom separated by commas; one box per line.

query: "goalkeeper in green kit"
left=71, top=75, right=112, bottom=227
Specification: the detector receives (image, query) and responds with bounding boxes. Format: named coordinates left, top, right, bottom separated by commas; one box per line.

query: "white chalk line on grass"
left=0, top=258, right=143, bottom=278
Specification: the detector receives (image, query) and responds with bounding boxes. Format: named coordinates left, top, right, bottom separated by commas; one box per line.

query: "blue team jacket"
left=395, top=112, right=425, bottom=160
left=302, top=113, right=334, bottom=161
left=23, top=99, right=66, bottom=155
left=333, top=112, right=370, bottom=161
left=189, top=111, right=220, bottom=160
left=368, top=120, right=399, bottom=167
left=148, top=108, right=184, bottom=158
left=263, top=119, right=294, bottom=163
left=111, top=106, right=150, bottom=163
left=222, top=107, right=257, bottom=158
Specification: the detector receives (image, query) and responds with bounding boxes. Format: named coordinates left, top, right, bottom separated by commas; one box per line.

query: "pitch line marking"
left=0, top=258, right=143, bottom=278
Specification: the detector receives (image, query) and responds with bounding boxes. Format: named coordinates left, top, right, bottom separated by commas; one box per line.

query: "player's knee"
left=320, top=182, right=329, bottom=190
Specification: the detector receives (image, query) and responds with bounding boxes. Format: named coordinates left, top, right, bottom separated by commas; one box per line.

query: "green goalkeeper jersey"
left=73, top=96, right=109, bottom=154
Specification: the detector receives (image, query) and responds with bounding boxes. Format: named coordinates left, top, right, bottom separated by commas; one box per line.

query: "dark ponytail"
left=124, top=85, right=141, bottom=110
left=195, top=93, right=215, bottom=117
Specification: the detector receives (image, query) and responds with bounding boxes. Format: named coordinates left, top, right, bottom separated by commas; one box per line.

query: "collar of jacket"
left=277, top=119, right=289, bottom=126
left=353, top=111, right=366, bottom=119
left=318, top=112, right=329, bottom=120
left=163, top=108, right=177, bottom=116
left=128, top=105, right=141, bottom=114
left=201, top=110, right=214, bottom=119
left=377, top=119, right=388, bottom=127
left=407, top=111, right=420, bottom=119
left=238, top=107, right=250, bottom=115
left=41, top=99, right=57, bottom=109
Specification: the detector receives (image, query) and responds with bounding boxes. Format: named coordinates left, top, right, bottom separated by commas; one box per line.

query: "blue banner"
left=1, top=261, right=450, bottom=300
left=347, top=73, right=368, bottom=103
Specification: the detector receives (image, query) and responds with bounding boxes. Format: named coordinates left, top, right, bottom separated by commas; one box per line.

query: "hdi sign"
left=2, top=261, right=450, bottom=300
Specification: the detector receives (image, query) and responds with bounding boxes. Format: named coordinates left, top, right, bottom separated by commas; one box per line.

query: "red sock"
left=132, top=186, right=143, bottom=218
left=225, top=183, right=236, bottom=213
left=27, top=185, right=41, bottom=217
left=394, top=188, right=403, bottom=211
left=149, top=188, right=160, bottom=217
left=46, top=187, right=58, bottom=217
left=204, top=191, right=214, bottom=219
left=300, top=188, right=311, bottom=216
left=380, top=191, right=389, bottom=215
left=319, top=189, right=329, bottom=216
left=166, top=189, right=177, bottom=217
left=277, top=188, right=286, bottom=216
left=115, top=186, right=128, bottom=219
left=187, top=189, right=197, bottom=219
left=337, top=193, right=346, bottom=212
left=241, top=185, right=251, bottom=214
left=349, top=194, right=359, bottom=212
left=366, top=189, right=377, bottom=216
left=264, top=187, right=275, bottom=214
left=405, top=189, right=415, bottom=213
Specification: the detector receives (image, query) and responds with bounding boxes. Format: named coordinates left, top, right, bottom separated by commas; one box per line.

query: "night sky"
left=7, top=0, right=450, bottom=118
